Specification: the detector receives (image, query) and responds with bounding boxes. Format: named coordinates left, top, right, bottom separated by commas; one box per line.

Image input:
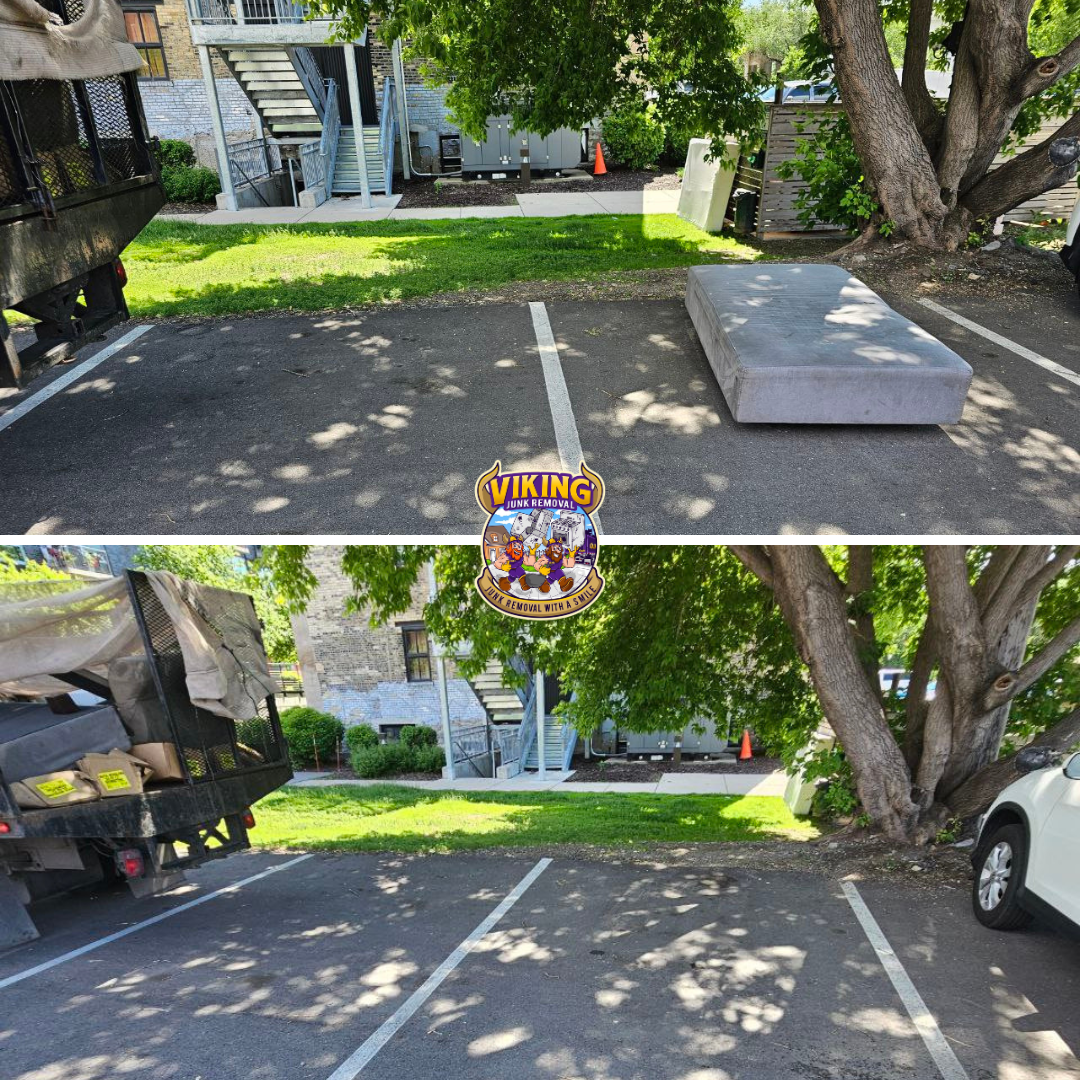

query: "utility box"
left=462, top=116, right=582, bottom=176
left=626, top=723, right=730, bottom=757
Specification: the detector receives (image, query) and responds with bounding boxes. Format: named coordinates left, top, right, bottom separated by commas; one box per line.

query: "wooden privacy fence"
left=733, top=103, right=1079, bottom=238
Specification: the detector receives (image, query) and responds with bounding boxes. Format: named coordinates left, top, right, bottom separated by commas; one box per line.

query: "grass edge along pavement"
left=249, top=785, right=818, bottom=853
left=113, top=214, right=762, bottom=319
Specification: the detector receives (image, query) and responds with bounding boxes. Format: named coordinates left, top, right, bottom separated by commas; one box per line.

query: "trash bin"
left=732, top=190, right=759, bottom=235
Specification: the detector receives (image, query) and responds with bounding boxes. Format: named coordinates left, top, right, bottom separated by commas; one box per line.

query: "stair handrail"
left=505, top=656, right=537, bottom=775
left=298, top=80, right=337, bottom=203
left=379, top=76, right=397, bottom=194
left=291, top=47, right=328, bottom=119
left=321, top=78, right=340, bottom=188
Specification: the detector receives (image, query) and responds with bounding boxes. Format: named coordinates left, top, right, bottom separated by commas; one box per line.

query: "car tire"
left=972, top=823, right=1034, bottom=930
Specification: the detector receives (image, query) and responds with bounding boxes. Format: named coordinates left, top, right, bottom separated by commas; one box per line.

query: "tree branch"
left=846, top=546, right=882, bottom=704
left=902, top=0, right=945, bottom=153
left=962, top=110, right=1080, bottom=219
left=903, top=616, right=937, bottom=770
left=946, top=705, right=1080, bottom=819
left=1018, top=33, right=1080, bottom=101
left=1006, top=545, right=1079, bottom=628
left=730, top=545, right=774, bottom=588
left=981, top=545, right=1053, bottom=646
left=1012, top=614, right=1080, bottom=697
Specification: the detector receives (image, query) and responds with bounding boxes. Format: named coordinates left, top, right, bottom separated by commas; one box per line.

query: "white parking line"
left=842, top=881, right=969, bottom=1080
left=325, top=857, right=552, bottom=1080
left=528, top=302, right=603, bottom=535
left=0, top=324, right=153, bottom=437
left=0, top=854, right=312, bottom=991
left=918, top=298, right=1080, bottom=389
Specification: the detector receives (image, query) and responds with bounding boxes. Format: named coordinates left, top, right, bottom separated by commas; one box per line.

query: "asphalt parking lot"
left=2, top=850, right=1078, bottom=1080
left=0, top=285, right=1077, bottom=535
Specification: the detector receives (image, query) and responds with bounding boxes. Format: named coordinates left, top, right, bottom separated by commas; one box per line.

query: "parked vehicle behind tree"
left=971, top=748, right=1080, bottom=933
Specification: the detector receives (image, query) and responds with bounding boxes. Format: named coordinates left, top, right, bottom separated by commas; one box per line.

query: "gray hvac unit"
left=462, top=116, right=583, bottom=175
left=626, top=723, right=731, bottom=757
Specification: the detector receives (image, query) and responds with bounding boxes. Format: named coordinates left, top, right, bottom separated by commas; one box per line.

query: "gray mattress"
left=0, top=704, right=131, bottom=782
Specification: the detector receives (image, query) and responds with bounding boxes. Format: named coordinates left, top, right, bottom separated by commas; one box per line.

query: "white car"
left=972, top=750, right=1080, bottom=931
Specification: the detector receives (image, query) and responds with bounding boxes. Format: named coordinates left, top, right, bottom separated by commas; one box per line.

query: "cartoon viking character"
left=496, top=537, right=529, bottom=593
left=538, top=540, right=574, bottom=593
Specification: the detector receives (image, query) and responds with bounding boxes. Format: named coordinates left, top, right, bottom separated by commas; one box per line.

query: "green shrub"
left=352, top=743, right=410, bottom=778
left=351, top=740, right=445, bottom=778
left=399, top=724, right=437, bottom=751
left=157, top=138, right=196, bottom=169
left=802, top=746, right=860, bottom=819
left=412, top=744, right=446, bottom=773
left=280, top=706, right=344, bottom=769
left=600, top=101, right=666, bottom=170
left=774, top=112, right=885, bottom=236
left=662, top=122, right=697, bottom=167
left=345, top=723, right=379, bottom=758
left=161, top=163, right=221, bottom=204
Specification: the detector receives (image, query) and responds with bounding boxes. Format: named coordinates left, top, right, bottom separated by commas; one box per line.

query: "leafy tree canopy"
left=263, top=545, right=1077, bottom=781
left=134, top=545, right=296, bottom=662
left=314, top=0, right=766, bottom=147
left=0, top=550, right=70, bottom=583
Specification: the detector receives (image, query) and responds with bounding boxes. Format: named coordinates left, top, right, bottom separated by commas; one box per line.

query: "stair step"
left=260, top=106, right=319, bottom=117
left=233, top=61, right=295, bottom=71
left=238, top=72, right=300, bottom=82
left=226, top=48, right=290, bottom=59
left=249, top=89, right=311, bottom=101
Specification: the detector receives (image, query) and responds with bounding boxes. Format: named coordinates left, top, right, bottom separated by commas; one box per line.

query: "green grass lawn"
left=249, top=785, right=817, bottom=854
left=111, top=214, right=763, bottom=319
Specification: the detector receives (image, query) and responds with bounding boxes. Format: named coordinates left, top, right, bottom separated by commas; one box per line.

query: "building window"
left=401, top=624, right=432, bottom=682
left=123, top=7, right=168, bottom=80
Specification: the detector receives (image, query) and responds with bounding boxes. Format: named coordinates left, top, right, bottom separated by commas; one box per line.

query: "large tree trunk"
left=766, top=547, right=922, bottom=841
left=811, top=0, right=1080, bottom=247
left=734, top=545, right=1078, bottom=844
left=814, top=0, right=961, bottom=247
left=947, top=707, right=1080, bottom=819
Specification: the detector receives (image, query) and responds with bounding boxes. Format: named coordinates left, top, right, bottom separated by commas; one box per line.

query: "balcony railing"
left=186, top=0, right=326, bottom=25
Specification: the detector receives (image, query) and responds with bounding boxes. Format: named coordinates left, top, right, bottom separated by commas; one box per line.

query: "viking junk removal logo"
left=475, top=461, right=605, bottom=620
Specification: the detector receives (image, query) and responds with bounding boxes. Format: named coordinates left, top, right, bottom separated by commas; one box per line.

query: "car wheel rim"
left=978, top=841, right=1013, bottom=911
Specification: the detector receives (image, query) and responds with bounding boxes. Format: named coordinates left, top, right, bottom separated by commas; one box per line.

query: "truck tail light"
left=114, top=259, right=128, bottom=288
left=0, top=821, right=11, bottom=835
left=116, top=848, right=144, bottom=879
left=242, top=809, right=256, bottom=829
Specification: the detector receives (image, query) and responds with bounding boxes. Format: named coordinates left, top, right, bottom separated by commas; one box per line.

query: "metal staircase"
left=466, top=660, right=525, bottom=726
left=524, top=721, right=575, bottom=772
left=221, top=46, right=324, bottom=138
left=333, top=125, right=385, bottom=194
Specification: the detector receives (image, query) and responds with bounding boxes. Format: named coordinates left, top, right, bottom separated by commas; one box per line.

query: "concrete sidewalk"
left=158, top=188, right=681, bottom=225
left=289, top=768, right=789, bottom=796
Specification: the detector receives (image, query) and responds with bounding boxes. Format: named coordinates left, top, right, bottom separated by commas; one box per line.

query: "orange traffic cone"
left=739, top=729, right=753, bottom=761
left=593, top=142, right=608, bottom=176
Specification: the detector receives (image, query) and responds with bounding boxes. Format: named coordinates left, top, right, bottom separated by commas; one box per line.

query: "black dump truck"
left=0, top=570, right=293, bottom=949
left=1, top=0, right=164, bottom=388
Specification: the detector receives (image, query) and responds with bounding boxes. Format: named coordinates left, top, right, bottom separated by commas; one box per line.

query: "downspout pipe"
left=392, top=37, right=461, bottom=177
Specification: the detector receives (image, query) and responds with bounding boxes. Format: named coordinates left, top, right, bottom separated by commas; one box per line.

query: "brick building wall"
left=368, top=28, right=454, bottom=172
left=292, top=547, right=485, bottom=739
left=132, top=0, right=260, bottom=144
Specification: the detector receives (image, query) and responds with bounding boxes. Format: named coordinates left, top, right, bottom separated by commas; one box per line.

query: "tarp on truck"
left=0, top=0, right=143, bottom=82
left=0, top=572, right=276, bottom=719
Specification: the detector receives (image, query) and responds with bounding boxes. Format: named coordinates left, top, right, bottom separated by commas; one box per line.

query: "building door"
left=309, top=44, right=378, bottom=126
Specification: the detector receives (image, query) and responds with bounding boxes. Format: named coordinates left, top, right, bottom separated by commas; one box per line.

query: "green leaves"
left=310, top=0, right=764, bottom=147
